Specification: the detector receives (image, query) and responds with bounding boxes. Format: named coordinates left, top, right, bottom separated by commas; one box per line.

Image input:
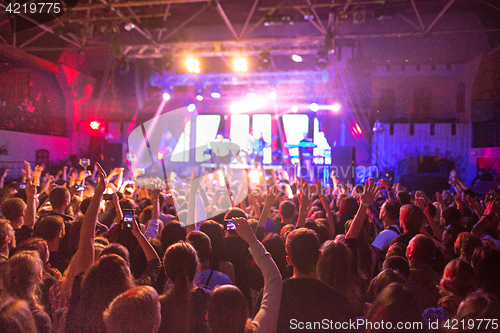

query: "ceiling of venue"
left=0, top=0, right=499, bottom=76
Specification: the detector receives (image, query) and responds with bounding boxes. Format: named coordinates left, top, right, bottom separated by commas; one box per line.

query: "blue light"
left=187, top=103, right=196, bottom=112
left=211, top=92, right=221, bottom=99
left=310, top=103, right=319, bottom=112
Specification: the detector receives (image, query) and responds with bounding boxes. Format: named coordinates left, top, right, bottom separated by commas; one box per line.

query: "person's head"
left=0, top=297, right=38, bottom=333
left=396, top=191, right=412, bottom=205
left=139, top=206, right=153, bottom=225
left=442, top=223, right=466, bottom=249
left=224, top=208, right=247, bottom=235
left=49, top=186, right=70, bottom=211
left=100, top=244, right=131, bottom=265
left=368, top=269, right=406, bottom=298
left=406, top=234, right=436, bottom=264
left=33, top=215, right=65, bottom=242
left=338, top=197, right=359, bottom=222
left=207, top=285, right=249, bottom=333
left=2, top=251, right=43, bottom=302
left=441, top=258, right=477, bottom=298
left=278, top=201, right=295, bottom=220
left=386, top=242, right=406, bottom=259
left=163, top=242, right=198, bottom=286
left=442, top=207, right=462, bottom=227
left=0, top=219, right=15, bottom=250
left=379, top=200, right=401, bottom=227
left=279, top=224, right=295, bottom=242
left=15, top=238, right=49, bottom=264
left=1, top=198, right=26, bottom=222
left=471, top=246, right=500, bottom=295
left=454, top=232, right=483, bottom=264
left=382, top=255, right=410, bottom=280
left=199, top=220, right=227, bottom=270
left=262, top=233, right=289, bottom=278
left=186, top=231, right=211, bottom=264
left=399, top=204, right=425, bottom=234
left=160, top=221, right=187, bottom=250
left=366, top=283, right=422, bottom=333
left=103, top=286, right=161, bottom=333
left=285, top=228, right=320, bottom=275
left=454, top=292, right=500, bottom=330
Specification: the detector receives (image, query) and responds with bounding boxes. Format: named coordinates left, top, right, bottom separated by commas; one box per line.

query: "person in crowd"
left=186, top=230, right=232, bottom=290
left=454, top=232, right=483, bottom=264
left=371, top=200, right=402, bottom=254
left=391, top=204, right=427, bottom=247
left=1, top=198, right=33, bottom=245
left=103, top=285, right=161, bottom=333
left=0, top=297, right=38, bottom=333
left=33, top=215, right=69, bottom=273
left=199, top=220, right=235, bottom=283
left=0, top=219, right=15, bottom=270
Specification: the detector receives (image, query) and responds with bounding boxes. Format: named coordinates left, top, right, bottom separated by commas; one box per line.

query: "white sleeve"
left=249, top=241, right=282, bottom=333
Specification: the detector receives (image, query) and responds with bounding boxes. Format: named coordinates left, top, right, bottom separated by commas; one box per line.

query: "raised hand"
left=95, top=163, right=107, bottom=194
left=360, top=178, right=379, bottom=207
left=33, top=165, right=43, bottom=185
left=435, top=191, right=444, bottom=206
left=232, top=217, right=257, bottom=245
left=379, top=179, right=391, bottom=189
left=264, top=186, right=280, bottom=207
left=25, top=177, right=37, bottom=198
left=298, top=180, right=311, bottom=210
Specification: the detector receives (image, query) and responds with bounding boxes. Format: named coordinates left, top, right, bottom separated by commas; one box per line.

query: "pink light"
left=90, top=121, right=101, bottom=130
left=332, top=103, right=341, bottom=113
left=355, top=123, right=362, bottom=135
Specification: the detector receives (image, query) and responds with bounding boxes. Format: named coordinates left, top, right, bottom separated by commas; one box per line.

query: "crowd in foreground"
left=0, top=161, right=499, bottom=333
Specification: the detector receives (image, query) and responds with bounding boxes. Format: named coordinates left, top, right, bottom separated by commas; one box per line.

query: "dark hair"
left=160, top=221, right=187, bottom=251
left=279, top=201, right=296, bottom=220
left=207, top=285, right=248, bottom=333
left=33, top=215, right=65, bottom=241
left=382, top=255, right=410, bottom=280
left=262, top=233, right=291, bottom=279
left=15, top=238, right=49, bottom=264
left=367, top=269, right=406, bottom=298
left=455, top=232, right=483, bottom=264
left=200, top=221, right=228, bottom=271
left=80, top=198, right=92, bottom=215
left=0, top=219, right=12, bottom=247
left=338, top=197, right=359, bottom=224
left=224, top=207, right=247, bottom=220
left=441, top=258, right=477, bottom=298
left=1, top=198, right=26, bottom=221
left=442, top=207, right=462, bottom=226
left=0, top=297, right=38, bottom=333
left=186, top=231, right=211, bottom=263
left=100, top=244, right=130, bottom=265
left=386, top=242, right=407, bottom=259
left=471, top=246, right=500, bottom=295
left=400, top=204, right=425, bottom=234
left=382, top=200, right=402, bottom=222
left=396, top=191, right=412, bottom=205
left=285, top=228, right=320, bottom=274
left=49, top=187, right=70, bottom=209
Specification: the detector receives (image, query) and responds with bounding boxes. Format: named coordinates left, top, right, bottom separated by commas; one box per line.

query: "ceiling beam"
left=410, top=0, right=426, bottom=32
left=425, top=0, right=456, bottom=34
left=72, top=0, right=210, bottom=11
left=18, top=29, right=49, bottom=48
left=258, top=0, right=404, bottom=11
left=305, top=0, right=326, bottom=34
left=215, top=0, right=239, bottom=40
left=241, top=0, right=286, bottom=39
left=478, top=0, right=500, bottom=13
left=295, top=7, right=326, bottom=35
left=161, top=5, right=209, bottom=42
left=239, top=0, right=259, bottom=38
left=64, top=13, right=169, bottom=23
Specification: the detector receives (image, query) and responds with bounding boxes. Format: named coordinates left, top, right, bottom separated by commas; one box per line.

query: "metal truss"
left=149, top=70, right=329, bottom=86
left=124, top=36, right=325, bottom=59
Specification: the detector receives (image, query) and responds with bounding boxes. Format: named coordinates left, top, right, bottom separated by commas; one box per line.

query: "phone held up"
left=123, top=209, right=134, bottom=230
left=224, top=219, right=236, bottom=231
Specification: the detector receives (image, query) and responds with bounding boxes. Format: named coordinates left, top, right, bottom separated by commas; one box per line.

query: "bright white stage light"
left=247, top=92, right=257, bottom=98
left=211, top=92, right=221, bottom=99
left=269, top=91, right=276, bottom=100
left=162, top=92, right=171, bottom=101
left=233, top=58, right=248, bottom=72
left=292, top=105, right=298, bottom=113
left=310, top=103, right=319, bottom=112
left=249, top=170, right=261, bottom=184
left=332, top=103, right=341, bottom=112
left=187, top=103, right=196, bottom=112
left=196, top=95, right=203, bottom=101
left=292, top=54, right=303, bottom=62
left=187, top=58, right=200, bottom=73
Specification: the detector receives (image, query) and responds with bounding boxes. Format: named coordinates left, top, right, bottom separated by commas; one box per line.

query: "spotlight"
left=211, top=86, right=221, bottom=99
left=196, top=95, right=203, bottom=101
left=117, top=58, right=129, bottom=75
left=269, top=91, right=277, bottom=100
left=90, top=121, right=101, bottom=130
left=310, top=103, right=319, bottom=112
left=195, top=86, right=204, bottom=101
left=187, top=58, right=200, bottom=73
left=316, top=50, right=329, bottom=70
left=233, top=58, right=248, bottom=72
left=187, top=104, right=196, bottom=112
left=292, top=105, right=298, bottom=113
left=162, top=92, right=171, bottom=101
left=332, top=102, right=341, bottom=112
left=259, top=51, right=270, bottom=71
left=124, top=22, right=136, bottom=31
left=292, top=55, right=303, bottom=62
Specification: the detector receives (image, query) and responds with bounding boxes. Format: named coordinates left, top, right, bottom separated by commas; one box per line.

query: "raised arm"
left=232, top=217, right=282, bottom=333
left=346, top=179, right=378, bottom=239
left=74, top=163, right=106, bottom=275
left=187, top=177, right=200, bottom=233
left=315, top=179, right=335, bottom=239
left=259, top=187, right=278, bottom=228
left=296, top=180, right=311, bottom=228
left=24, top=177, right=37, bottom=229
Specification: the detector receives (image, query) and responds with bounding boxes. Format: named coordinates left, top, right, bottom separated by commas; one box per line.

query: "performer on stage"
left=252, top=132, right=269, bottom=169
left=157, top=129, right=177, bottom=161
left=299, top=132, right=314, bottom=181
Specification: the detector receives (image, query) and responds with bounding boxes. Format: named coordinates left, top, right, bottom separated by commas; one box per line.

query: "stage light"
left=247, top=92, right=257, bottom=98
left=310, top=103, right=319, bottom=112
left=187, top=58, right=200, bottom=73
left=234, top=58, right=248, bottom=72
left=124, top=22, right=136, bottom=31
left=269, top=91, right=277, bottom=100
left=292, top=54, right=303, bottom=62
left=117, top=58, right=129, bottom=75
left=259, top=51, right=270, bottom=71
left=316, top=50, right=329, bottom=70
left=163, top=92, right=171, bottom=101
left=90, top=121, right=101, bottom=130
left=187, top=103, right=196, bottom=112
left=248, top=170, right=261, bottom=184
left=332, top=102, right=341, bottom=112
left=196, top=95, right=203, bottom=101
left=211, top=91, right=221, bottom=99
left=292, top=105, right=298, bottom=113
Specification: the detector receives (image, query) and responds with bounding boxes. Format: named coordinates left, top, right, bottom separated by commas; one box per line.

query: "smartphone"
left=123, top=209, right=134, bottom=230
left=103, top=193, right=114, bottom=201
left=224, top=219, right=236, bottom=231
left=165, top=192, right=172, bottom=198
left=19, top=183, right=26, bottom=189
left=79, top=158, right=90, bottom=168
left=75, top=185, right=85, bottom=191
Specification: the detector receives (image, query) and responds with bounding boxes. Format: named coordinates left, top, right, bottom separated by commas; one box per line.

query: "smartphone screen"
left=224, top=219, right=236, bottom=231
left=123, top=209, right=134, bottom=230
